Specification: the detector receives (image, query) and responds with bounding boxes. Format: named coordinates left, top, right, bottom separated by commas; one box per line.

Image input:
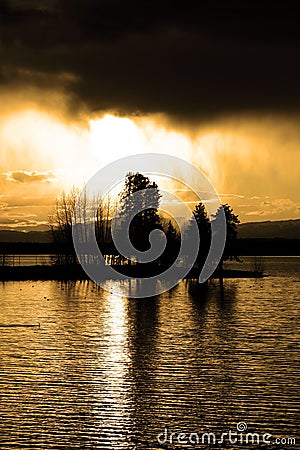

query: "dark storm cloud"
left=0, top=0, right=299, bottom=119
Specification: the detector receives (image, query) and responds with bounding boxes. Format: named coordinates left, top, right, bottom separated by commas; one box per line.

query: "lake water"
left=0, top=257, right=299, bottom=449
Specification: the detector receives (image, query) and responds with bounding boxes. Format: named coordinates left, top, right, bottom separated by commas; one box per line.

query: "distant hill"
left=0, top=230, right=53, bottom=243
left=238, top=219, right=300, bottom=239
left=1, top=219, right=300, bottom=242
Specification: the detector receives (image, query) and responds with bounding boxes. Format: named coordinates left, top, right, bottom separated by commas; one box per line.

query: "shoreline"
left=0, top=265, right=264, bottom=281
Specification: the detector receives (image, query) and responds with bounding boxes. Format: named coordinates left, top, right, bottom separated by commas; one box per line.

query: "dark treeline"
left=1, top=239, right=299, bottom=257
left=1, top=172, right=299, bottom=278
left=46, top=172, right=241, bottom=275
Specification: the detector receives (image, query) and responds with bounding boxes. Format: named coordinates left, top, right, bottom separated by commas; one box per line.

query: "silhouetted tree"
left=115, top=172, right=162, bottom=261
left=213, top=203, right=240, bottom=286
left=49, top=187, right=114, bottom=265
left=214, top=203, right=240, bottom=259
left=188, top=201, right=211, bottom=268
left=94, top=194, right=116, bottom=261
left=160, top=219, right=180, bottom=267
left=49, top=187, right=79, bottom=264
left=166, top=219, right=179, bottom=242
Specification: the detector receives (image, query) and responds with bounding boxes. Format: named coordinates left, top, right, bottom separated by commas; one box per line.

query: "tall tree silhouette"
left=49, top=187, right=114, bottom=265
left=213, top=203, right=240, bottom=285
left=49, top=187, right=79, bottom=264
left=160, top=219, right=180, bottom=267
left=116, top=172, right=162, bottom=256
left=214, top=203, right=240, bottom=259
left=188, top=201, right=211, bottom=268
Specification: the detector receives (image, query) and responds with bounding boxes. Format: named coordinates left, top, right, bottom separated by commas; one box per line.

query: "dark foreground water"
left=0, top=257, right=299, bottom=449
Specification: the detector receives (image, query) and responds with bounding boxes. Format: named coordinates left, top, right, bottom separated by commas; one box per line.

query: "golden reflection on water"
left=0, top=257, right=299, bottom=448
left=93, top=289, right=134, bottom=444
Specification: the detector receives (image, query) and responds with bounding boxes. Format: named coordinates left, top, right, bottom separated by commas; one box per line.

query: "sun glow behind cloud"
left=0, top=109, right=200, bottom=229
left=0, top=107, right=299, bottom=230
left=89, top=115, right=145, bottom=164
left=0, top=110, right=196, bottom=188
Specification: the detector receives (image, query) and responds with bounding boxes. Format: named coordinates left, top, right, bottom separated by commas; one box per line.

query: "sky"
left=0, top=1, right=299, bottom=230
